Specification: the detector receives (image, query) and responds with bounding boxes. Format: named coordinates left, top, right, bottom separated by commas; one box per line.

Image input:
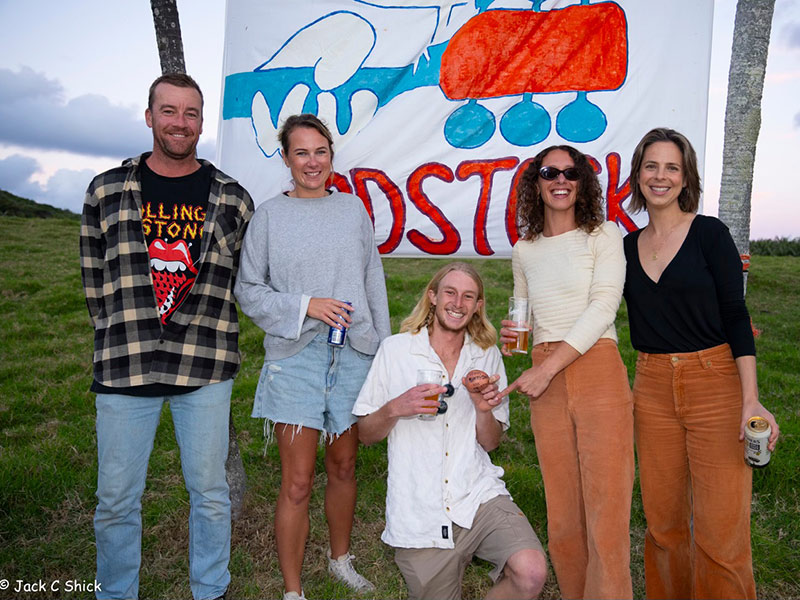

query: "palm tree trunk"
left=150, top=0, right=186, bottom=74
left=718, top=0, right=776, bottom=292
left=150, top=0, right=247, bottom=520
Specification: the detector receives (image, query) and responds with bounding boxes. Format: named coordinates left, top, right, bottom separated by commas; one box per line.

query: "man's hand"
left=464, top=373, right=504, bottom=451
left=390, top=384, right=446, bottom=418
left=462, top=373, right=502, bottom=413
left=358, top=383, right=445, bottom=445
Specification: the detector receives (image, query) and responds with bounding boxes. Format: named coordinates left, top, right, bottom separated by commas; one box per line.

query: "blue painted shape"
left=444, top=99, right=496, bottom=149
left=474, top=0, right=498, bottom=13
left=499, top=93, right=550, bottom=146
left=223, top=41, right=447, bottom=134
left=556, top=92, right=607, bottom=143
left=224, top=4, right=628, bottom=148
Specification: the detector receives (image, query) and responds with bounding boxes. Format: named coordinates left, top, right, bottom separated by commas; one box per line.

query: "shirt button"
left=445, top=452, right=449, bottom=457
left=446, top=506, right=450, bottom=511
left=444, top=479, right=448, bottom=484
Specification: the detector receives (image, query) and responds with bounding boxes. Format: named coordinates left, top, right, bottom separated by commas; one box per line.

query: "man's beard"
left=433, top=308, right=470, bottom=334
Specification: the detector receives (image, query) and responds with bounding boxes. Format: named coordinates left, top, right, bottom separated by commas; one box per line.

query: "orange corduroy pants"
left=633, top=343, right=756, bottom=600
left=530, top=339, right=634, bottom=600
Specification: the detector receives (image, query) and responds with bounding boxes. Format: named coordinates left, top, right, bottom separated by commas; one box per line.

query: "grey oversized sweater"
left=235, top=191, right=391, bottom=359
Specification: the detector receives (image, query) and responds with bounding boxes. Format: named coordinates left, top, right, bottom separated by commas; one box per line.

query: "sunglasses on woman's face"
left=538, top=166, right=581, bottom=181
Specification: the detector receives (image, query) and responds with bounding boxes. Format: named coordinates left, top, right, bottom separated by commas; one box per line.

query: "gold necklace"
left=649, top=222, right=682, bottom=261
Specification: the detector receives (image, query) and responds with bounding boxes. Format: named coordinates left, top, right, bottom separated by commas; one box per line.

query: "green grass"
left=1, top=215, right=797, bottom=599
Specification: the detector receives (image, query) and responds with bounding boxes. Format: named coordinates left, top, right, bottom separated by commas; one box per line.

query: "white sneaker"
left=327, top=549, right=376, bottom=592
left=282, top=591, right=305, bottom=600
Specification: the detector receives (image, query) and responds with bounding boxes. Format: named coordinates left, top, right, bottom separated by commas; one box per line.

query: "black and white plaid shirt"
left=80, top=154, right=254, bottom=388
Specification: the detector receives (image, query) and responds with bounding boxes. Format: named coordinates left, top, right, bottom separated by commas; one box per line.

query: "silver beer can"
left=744, top=416, right=771, bottom=468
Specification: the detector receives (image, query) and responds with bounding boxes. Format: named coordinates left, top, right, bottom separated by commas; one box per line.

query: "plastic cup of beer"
left=508, top=297, right=530, bottom=354
left=416, top=369, right=442, bottom=420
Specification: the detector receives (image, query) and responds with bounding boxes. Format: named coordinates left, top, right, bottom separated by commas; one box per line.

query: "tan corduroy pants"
left=531, top=338, right=634, bottom=599
left=633, top=343, right=755, bottom=600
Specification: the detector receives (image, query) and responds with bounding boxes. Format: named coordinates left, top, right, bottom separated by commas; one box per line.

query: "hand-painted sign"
left=219, top=0, right=713, bottom=257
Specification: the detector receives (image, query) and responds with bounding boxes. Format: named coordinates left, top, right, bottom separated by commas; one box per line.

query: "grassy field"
left=1, top=215, right=797, bottom=599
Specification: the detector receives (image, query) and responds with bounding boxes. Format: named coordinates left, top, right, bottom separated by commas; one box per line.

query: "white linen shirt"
left=352, top=328, right=510, bottom=549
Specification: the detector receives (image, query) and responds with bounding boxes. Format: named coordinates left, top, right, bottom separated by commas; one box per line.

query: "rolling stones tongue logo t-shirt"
left=140, top=160, right=211, bottom=324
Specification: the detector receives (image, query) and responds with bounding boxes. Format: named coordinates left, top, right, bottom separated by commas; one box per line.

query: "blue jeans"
left=94, top=380, right=233, bottom=600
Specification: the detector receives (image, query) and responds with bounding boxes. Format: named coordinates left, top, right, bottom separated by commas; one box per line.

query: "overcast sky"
left=0, top=0, right=798, bottom=238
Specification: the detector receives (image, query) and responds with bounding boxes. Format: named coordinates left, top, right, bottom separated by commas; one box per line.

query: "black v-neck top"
left=623, top=215, right=755, bottom=358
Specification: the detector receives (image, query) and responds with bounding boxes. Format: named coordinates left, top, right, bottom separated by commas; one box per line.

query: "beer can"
left=744, top=416, right=771, bottom=468
left=327, top=302, right=351, bottom=347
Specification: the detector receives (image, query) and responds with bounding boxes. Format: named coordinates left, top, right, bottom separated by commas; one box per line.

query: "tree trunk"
left=150, top=0, right=186, bottom=74
left=718, top=0, right=775, bottom=292
left=226, top=411, right=247, bottom=521
left=150, top=0, right=247, bottom=520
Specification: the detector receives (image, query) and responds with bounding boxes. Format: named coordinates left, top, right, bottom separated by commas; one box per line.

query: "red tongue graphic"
left=149, top=239, right=197, bottom=323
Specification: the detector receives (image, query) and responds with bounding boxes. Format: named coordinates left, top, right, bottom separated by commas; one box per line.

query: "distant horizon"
left=2, top=185, right=796, bottom=243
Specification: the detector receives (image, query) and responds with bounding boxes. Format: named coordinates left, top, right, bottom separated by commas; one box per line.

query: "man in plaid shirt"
left=80, top=73, right=253, bottom=600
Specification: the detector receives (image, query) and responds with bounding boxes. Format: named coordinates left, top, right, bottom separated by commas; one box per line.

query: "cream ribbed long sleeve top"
left=511, top=221, right=625, bottom=355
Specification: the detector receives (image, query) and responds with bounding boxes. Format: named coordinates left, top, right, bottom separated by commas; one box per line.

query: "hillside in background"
left=0, top=189, right=79, bottom=220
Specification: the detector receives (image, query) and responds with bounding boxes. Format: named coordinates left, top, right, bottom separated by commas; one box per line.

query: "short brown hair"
left=516, top=145, right=604, bottom=240
left=629, top=127, right=701, bottom=213
left=148, top=73, right=204, bottom=111
left=278, top=113, right=335, bottom=158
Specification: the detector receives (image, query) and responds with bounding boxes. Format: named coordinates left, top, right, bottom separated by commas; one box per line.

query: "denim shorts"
left=252, top=334, right=374, bottom=436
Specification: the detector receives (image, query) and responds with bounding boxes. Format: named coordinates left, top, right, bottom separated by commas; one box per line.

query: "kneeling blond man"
left=354, top=262, right=547, bottom=600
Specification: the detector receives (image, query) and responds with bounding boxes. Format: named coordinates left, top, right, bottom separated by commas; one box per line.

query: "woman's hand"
left=307, top=298, right=353, bottom=329
left=740, top=399, right=779, bottom=452
left=499, top=318, right=530, bottom=357
left=498, top=365, right=554, bottom=400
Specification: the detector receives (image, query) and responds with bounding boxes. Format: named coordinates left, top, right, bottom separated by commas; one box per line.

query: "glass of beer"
left=508, top=297, right=530, bottom=354
left=416, top=369, right=443, bottom=420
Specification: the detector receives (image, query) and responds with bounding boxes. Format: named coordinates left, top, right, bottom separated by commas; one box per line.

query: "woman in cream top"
left=500, top=145, right=634, bottom=599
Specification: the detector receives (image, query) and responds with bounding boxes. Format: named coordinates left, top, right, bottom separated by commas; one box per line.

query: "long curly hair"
left=516, top=145, right=604, bottom=240
left=399, top=262, right=497, bottom=350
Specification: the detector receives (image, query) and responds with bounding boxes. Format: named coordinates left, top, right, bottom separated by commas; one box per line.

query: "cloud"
left=0, top=154, right=94, bottom=214
left=0, top=67, right=216, bottom=160
left=784, top=22, right=800, bottom=48
left=0, top=154, right=39, bottom=190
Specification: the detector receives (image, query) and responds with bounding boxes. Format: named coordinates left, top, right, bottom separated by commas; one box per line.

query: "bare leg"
left=486, top=549, right=547, bottom=600
left=275, top=425, right=319, bottom=594
left=324, top=425, right=359, bottom=558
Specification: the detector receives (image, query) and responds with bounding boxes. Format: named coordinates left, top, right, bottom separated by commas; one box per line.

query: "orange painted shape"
left=441, top=3, right=627, bottom=100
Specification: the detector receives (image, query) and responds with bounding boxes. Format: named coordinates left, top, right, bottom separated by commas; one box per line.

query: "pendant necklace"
left=650, top=222, right=682, bottom=261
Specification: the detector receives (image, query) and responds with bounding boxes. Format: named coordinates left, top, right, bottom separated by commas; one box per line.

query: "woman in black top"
left=623, top=128, right=778, bottom=599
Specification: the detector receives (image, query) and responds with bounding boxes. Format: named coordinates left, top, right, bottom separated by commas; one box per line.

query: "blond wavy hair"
left=399, top=262, right=497, bottom=350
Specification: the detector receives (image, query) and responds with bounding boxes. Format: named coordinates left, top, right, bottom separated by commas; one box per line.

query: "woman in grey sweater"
left=235, top=114, right=390, bottom=600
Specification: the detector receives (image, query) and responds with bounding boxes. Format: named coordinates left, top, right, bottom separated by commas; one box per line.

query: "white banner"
left=218, top=0, right=713, bottom=258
